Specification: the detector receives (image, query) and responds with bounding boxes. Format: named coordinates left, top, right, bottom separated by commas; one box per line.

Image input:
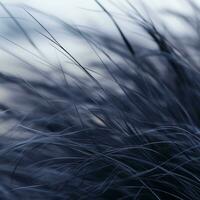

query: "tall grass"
left=0, top=0, right=199, bottom=199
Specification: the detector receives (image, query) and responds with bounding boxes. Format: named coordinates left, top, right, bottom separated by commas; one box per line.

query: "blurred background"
left=0, top=0, right=197, bottom=78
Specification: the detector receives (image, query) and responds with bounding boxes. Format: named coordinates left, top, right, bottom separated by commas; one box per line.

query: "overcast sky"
left=0, top=0, right=197, bottom=74
left=0, top=0, right=193, bottom=22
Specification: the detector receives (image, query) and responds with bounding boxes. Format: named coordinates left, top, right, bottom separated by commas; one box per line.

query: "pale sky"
left=0, top=0, right=197, bottom=74
left=0, top=0, right=193, bottom=22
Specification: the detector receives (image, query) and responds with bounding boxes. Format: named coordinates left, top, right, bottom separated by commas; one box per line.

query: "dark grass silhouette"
left=0, top=0, right=200, bottom=199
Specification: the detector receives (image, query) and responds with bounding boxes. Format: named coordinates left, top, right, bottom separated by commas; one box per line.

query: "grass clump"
left=0, top=1, right=199, bottom=199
